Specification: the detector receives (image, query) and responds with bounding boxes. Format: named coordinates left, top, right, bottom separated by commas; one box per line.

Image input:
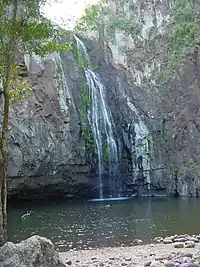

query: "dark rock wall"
left=5, top=50, right=96, bottom=199
left=4, top=0, right=200, bottom=198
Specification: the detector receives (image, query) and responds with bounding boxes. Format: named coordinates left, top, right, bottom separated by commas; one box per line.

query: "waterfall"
left=74, top=35, right=119, bottom=199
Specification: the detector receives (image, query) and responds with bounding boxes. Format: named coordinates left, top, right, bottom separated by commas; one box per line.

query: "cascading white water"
left=74, top=35, right=119, bottom=199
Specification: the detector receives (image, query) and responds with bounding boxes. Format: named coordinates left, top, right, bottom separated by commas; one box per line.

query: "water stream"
left=74, top=36, right=119, bottom=199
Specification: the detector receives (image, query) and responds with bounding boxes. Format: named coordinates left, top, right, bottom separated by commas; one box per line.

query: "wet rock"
left=124, top=257, right=132, bottom=261
left=174, top=238, right=187, bottom=243
left=133, top=239, right=143, bottom=245
left=163, top=239, right=173, bottom=244
left=57, top=262, right=67, bottom=267
left=174, top=243, right=184, bottom=248
left=164, top=262, right=176, bottom=267
left=144, top=261, right=152, bottom=266
left=185, top=241, right=195, bottom=248
left=91, top=257, right=98, bottom=261
left=155, top=256, right=165, bottom=261
left=179, top=235, right=189, bottom=239
left=150, top=253, right=156, bottom=256
left=154, top=237, right=163, bottom=243
left=181, top=253, right=193, bottom=258
left=188, top=237, right=199, bottom=243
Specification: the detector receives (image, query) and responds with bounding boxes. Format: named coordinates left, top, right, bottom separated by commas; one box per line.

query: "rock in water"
left=0, top=235, right=65, bottom=267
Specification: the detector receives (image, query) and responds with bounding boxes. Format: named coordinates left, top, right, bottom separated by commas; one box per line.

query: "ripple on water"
left=8, top=197, right=200, bottom=250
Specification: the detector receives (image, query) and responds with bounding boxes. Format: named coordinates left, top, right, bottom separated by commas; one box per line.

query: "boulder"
left=0, top=235, right=65, bottom=267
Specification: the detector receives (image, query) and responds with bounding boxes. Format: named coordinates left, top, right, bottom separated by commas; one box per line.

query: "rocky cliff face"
left=5, top=0, right=200, bottom=198
left=103, top=0, right=200, bottom=196
left=5, top=48, right=97, bottom=199
left=78, top=0, right=200, bottom=196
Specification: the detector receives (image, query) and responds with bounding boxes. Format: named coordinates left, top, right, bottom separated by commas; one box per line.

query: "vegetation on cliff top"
left=76, top=0, right=200, bottom=87
left=0, top=0, right=70, bottom=246
left=157, top=0, right=200, bottom=87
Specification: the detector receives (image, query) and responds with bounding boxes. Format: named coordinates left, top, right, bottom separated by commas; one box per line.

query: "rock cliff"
left=77, top=0, right=200, bottom=197
left=4, top=0, right=200, bottom=198
left=5, top=48, right=94, bottom=199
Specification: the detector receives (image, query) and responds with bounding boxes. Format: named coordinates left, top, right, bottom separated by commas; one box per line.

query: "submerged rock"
left=0, top=235, right=65, bottom=267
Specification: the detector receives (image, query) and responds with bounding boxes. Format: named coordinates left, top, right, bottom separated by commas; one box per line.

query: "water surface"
left=8, top=197, right=200, bottom=251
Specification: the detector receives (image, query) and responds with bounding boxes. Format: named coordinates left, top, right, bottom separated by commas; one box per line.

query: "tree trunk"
left=0, top=154, right=5, bottom=246
left=0, top=86, right=9, bottom=246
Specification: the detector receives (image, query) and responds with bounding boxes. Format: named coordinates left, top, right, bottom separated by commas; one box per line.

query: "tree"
left=0, top=0, right=70, bottom=246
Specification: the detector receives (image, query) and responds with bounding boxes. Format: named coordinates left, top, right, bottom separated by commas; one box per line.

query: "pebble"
left=188, top=237, right=199, bottom=243
left=150, top=260, right=159, bottom=267
left=155, top=256, right=165, bottom=261
left=174, top=243, right=184, bottom=248
left=185, top=241, right=195, bottom=248
left=133, top=239, right=143, bottom=245
left=144, top=261, right=152, bottom=266
left=164, top=262, right=176, bottom=267
left=181, top=253, right=193, bottom=258
left=91, top=257, right=98, bottom=260
left=164, top=239, right=173, bottom=244
left=180, top=264, right=200, bottom=267
left=59, top=236, right=200, bottom=267
left=124, top=257, right=132, bottom=261
left=174, top=238, right=187, bottom=243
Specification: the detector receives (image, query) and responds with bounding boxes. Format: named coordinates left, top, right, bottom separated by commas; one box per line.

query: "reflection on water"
left=8, top=197, right=200, bottom=251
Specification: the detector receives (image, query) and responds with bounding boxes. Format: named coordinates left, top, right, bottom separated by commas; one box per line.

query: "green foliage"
left=72, top=45, right=88, bottom=70
left=172, top=167, right=179, bottom=179
left=156, top=0, right=200, bottom=87
left=0, top=65, right=32, bottom=100
left=110, top=18, right=142, bottom=38
left=75, top=4, right=101, bottom=32
left=72, top=40, right=99, bottom=71
left=172, top=167, right=179, bottom=192
left=81, top=83, right=89, bottom=122
left=0, top=0, right=70, bottom=101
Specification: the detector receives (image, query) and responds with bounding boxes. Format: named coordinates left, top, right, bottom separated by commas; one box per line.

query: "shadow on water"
left=8, top=197, right=200, bottom=251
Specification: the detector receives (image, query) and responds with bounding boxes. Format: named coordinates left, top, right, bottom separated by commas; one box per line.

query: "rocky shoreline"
left=59, top=234, right=200, bottom=267
left=1, top=235, right=200, bottom=267
left=59, top=243, right=200, bottom=267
